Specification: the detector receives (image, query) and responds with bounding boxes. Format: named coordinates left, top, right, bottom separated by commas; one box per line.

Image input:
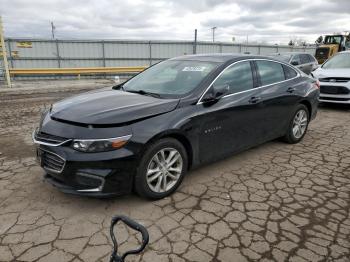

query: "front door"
left=195, top=61, right=264, bottom=163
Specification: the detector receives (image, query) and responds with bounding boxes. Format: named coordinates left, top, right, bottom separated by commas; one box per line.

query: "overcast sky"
left=1, top=0, right=350, bottom=44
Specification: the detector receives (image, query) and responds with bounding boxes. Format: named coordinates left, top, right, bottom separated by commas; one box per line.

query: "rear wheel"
left=134, top=138, right=188, bottom=199
left=283, top=104, right=309, bottom=144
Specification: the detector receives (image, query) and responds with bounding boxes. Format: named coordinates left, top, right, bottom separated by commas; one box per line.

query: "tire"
left=283, top=104, right=310, bottom=144
left=134, top=138, right=188, bottom=199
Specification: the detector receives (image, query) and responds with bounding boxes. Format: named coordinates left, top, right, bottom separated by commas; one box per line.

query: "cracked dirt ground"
left=0, top=81, right=350, bottom=262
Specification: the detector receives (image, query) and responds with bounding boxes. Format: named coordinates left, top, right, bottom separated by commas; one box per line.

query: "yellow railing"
left=9, top=66, right=148, bottom=76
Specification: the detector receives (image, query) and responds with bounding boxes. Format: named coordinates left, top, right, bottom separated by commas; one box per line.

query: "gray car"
left=270, top=52, right=318, bottom=75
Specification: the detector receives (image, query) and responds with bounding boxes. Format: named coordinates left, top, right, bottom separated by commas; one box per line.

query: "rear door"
left=299, top=54, right=313, bottom=74
left=254, top=60, right=301, bottom=141
left=308, top=54, right=319, bottom=71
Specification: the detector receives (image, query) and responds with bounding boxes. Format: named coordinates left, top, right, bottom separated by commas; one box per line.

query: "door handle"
left=249, top=96, right=261, bottom=104
left=286, top=87, right=296, bottom=93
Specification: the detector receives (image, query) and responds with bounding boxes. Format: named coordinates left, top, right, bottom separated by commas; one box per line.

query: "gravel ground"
left=0, top=80, right=349, bottom=262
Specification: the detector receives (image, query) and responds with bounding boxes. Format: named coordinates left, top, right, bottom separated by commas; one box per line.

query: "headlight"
left=72, top=135, right=132, bottom=153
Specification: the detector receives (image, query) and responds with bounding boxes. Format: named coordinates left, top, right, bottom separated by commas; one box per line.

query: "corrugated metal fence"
left=1, top=38, right=316, bottom=79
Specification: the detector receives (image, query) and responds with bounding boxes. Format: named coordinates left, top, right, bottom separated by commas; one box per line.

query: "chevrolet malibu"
left=33, top=54, right=319, bottom=199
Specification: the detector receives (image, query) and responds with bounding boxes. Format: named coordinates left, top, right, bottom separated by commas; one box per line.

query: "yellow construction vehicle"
left=315, top=32, right=350, bottom=64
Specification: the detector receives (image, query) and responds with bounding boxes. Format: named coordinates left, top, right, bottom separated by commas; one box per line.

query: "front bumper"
left=35, top=144, right=138, bottom=197
left=319, top=83, right=350, bottom=104
left=319, top=95, right=350, bottom=104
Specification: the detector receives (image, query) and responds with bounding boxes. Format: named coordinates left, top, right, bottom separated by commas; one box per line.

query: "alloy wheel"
left=292, top=109, right=308, bottom=139
left=146, top=148, right=183, bottom=193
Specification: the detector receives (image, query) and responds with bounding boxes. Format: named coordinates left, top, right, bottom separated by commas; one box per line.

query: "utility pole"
left=0, top=16, right=11, bottom=88
left=51, top=21, right=56, bottom=39
left=211, top=27, right=217, bottom=42
left=193, top=29, right=197, bottom=54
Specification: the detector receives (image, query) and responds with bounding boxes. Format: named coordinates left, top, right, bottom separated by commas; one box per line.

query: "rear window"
left=256, top=60, right=285, bottom=86
left=300, top=54, right=310, bottom=64
left=283, top=65, right=298, bottom=79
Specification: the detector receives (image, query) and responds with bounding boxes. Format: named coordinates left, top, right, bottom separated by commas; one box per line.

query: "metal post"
left=219, top=43, right=223, bottom=53
left=101, top=40, right=106, bottom=67
left=149, top=41, right=152, bottom=66
left=211, top=27, right=217, bottom=42
left=101, top=40, right=106, bottom=79
left=193, top=29, right=197, bottom=54
left=0, top=16, right=11, bottom=88
left=258, top=45, right=261, bottom=55
left=55, top=39, right=61, bottom=68
left=51, top=22, right=56, bottom=39
left=7, top=39, right=14, bottom=68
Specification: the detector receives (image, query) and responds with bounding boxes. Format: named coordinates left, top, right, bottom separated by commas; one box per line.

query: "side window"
left=300, top=54, right=310, bottom=64
left=283, top=65, right=298, bottom=79
left=256, top=60, right=285, bottom=86
left=290, top=55, right=301, bottom=65
left=213, top=61, right=254, bottom=94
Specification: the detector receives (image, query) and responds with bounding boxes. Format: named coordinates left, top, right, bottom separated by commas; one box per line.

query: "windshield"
left=324, top=36, right=342, bottom=44
left=322, top=53, right=350, bottom=69
left=123, top=60, right=219, bottom=97
left=270, top=54, right=291, bottom=63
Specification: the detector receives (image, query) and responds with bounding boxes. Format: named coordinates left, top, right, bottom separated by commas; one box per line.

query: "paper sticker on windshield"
left=182, top=66, right=206, bottom=72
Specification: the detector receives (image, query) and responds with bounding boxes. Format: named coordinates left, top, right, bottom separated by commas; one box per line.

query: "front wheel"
left=134, top=138, right=188, bottom=199
left=283, top=104, right=309, bottom=144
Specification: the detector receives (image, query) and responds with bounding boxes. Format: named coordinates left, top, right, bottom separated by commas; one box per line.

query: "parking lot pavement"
left=0, top=81, right=349, bottom=262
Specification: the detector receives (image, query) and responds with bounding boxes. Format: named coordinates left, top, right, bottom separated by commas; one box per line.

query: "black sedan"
left=33, top=54, right=319, bottom=199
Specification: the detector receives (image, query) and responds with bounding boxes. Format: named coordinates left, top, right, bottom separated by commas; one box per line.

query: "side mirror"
left=291, top=61, right=299, bottom=66
left=202, top=84, right=229, bottom=103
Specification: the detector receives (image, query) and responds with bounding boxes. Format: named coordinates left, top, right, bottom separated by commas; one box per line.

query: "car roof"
left=271, top=52, right=311, bottom=56
left=171, top=53, right=279, bottom=63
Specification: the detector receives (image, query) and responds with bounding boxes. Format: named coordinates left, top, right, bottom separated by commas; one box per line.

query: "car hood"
left=313, top=68, right=350, bottom=78
left=50, top=88, right=179, bottom=125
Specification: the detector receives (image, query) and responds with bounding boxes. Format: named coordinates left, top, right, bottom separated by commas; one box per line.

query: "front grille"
left=315, top=47, right=329, bottom=60
left=39, top=149, right=65, bottom=173
left=319, top=77, right=350, bottom=83
left=34, top=130, right=70, bottom=146
left=320, top=96, right=350, bottom=101
left=320, top=85, right=350, bottom=95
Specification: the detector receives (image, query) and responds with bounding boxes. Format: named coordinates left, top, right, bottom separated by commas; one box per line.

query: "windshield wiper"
left=127, top=90, right=161, bottom=98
